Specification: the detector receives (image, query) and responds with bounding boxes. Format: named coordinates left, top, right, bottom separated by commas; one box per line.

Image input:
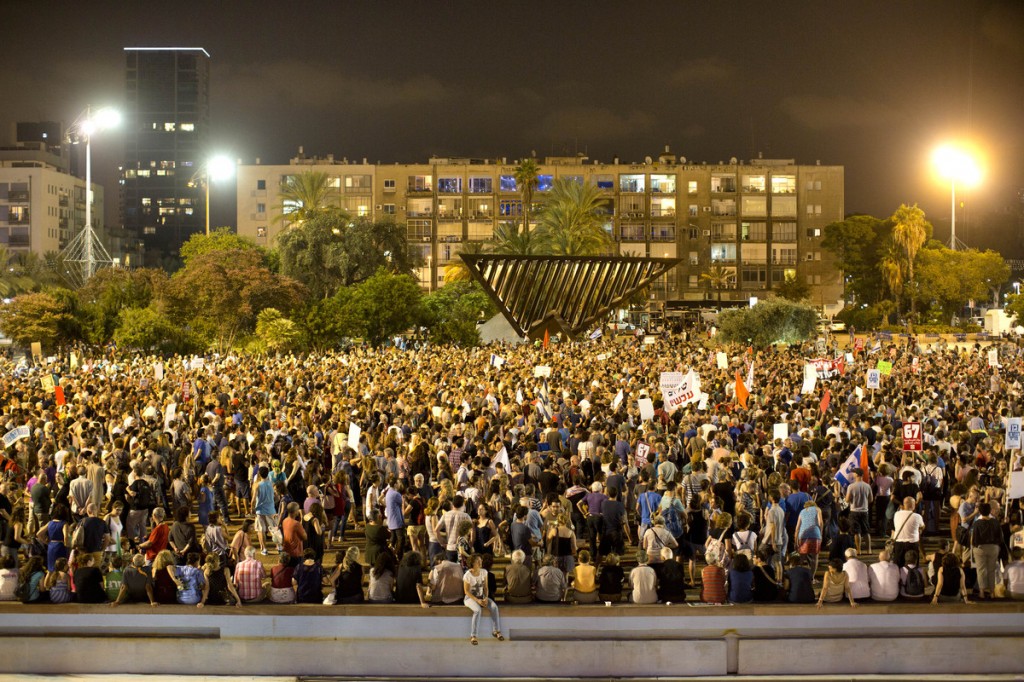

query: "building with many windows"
left=0, top=152, right=102, bottom=258
left=236, top=149, right=843, bottom=308
left=122, top=47, right=210, bottom=266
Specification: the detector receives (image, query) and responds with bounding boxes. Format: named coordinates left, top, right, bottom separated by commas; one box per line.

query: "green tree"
left=916, top=246, right=1009, bottom=321
left=774, top=271, right=811, bottom=301
left=514, top=158, right=540, bottom=231
left=165, top=248, right=306, bottom=350
left=274, top=171, right=340, bottom=226
left=0, top=291, right=74, bottom=350
left=180, top=227, right=269, bottom=268
left=77, top=267, right=169, bottom=343
left=421, top=280, right=497, bottom=346
left=295, top=296, right=359, bottom=351
left=700, top=265, right=735, bottom=303
left=489, top=221, right=544, bottom=255
left=534, top=178, right=614, bottom=256
left=255, top=308, right=303, bottom=351
left=890, top=203, right=931, bottom=315
left=345, top=268, right=423, bottom=347
left=717, top=298, right=818, bottom=347
left=443, top=241, right=487, bottom=284
left=277, top=213, right=416, bottom=298
left=821, top=214, right=889, bottom=304
left=113, top=305, right=187, bottom=353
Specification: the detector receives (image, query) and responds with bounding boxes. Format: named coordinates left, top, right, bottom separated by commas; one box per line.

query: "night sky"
left=2, top=0, right=1022, bottom=244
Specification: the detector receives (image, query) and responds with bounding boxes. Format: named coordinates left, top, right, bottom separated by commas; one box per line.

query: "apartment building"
left=0, top=155, right=102, bottom=257
left=236, top=150, right=843, bottom=306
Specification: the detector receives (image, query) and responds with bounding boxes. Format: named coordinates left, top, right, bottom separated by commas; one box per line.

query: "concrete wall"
left=0, top=605, right=1020, bottom=677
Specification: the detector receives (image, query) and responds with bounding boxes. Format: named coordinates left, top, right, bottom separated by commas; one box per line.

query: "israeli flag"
left=589, top=328, right=603, bottom=340
left=490, top=353, right=505, bottom=368
left=834, top=451, right=860, bottom=487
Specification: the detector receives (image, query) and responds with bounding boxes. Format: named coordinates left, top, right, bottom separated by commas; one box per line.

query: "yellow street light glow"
left=207, top=155, right=235, bottom=182
left=932, top=144, right=982, bottom=187
left=93, top=107, right=121, bottom=130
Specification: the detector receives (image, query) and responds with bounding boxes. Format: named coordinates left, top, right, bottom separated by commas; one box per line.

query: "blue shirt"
left=175, top=565, right=205, bottom=605
left=254, top=478, right=276, bottom=515
left=728, top=568, right=753, bottom=603
left=785, top=492, right=810, bottom=527
left=384, top=488, right=404, bottom=530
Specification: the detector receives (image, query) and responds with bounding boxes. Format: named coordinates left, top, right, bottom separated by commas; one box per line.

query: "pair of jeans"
left=464, top=596, right=501, bottom=637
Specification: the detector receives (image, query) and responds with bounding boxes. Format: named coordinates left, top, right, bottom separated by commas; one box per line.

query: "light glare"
left=207, top=155, right=235, bottom=182
left=932, top=144, right=982, bottom=187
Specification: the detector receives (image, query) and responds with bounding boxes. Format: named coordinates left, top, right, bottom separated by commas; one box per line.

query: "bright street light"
left=61, top=105, right=120, bottom=283
left=932, top=144, right=982, bottom=251
left=190, top=155, right=235, bottom=234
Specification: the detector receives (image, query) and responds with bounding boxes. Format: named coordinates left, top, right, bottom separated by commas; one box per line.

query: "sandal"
left=492, top=631, right=504, bottom=641
left=470, top=636, right=479, bottom=645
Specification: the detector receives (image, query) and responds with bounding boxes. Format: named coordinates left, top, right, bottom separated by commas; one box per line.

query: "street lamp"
left=189, top=155, right=234, bottom=235
left=932, top=144, right=982, bottom=251
left=61, top=105, right=120, bottom=284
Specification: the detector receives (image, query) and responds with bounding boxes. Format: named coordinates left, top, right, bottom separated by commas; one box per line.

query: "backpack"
left=661, top=504, right=684, bottom=538
left=921, top=467, right=942, bottom=501
left=133, top=479, right=156, bottom=509
left=705, top=529, right=729, bottom=566
left=904, top=566, right=925, bottom=597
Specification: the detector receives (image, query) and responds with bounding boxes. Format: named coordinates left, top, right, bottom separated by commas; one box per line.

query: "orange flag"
left=734, top=370, right=749, bottom=409
left=860, top=442, right=872, bottom=483
left=819, top=388, right=831, bottom=414
left=543, top=328, right=550, bottom=350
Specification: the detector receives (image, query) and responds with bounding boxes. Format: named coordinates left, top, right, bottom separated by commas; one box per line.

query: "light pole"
left=189, top=155, right=235, bottom=235
left=932, top=145, right=982, bottom=251
left=61, top=106, right=119, bottom=284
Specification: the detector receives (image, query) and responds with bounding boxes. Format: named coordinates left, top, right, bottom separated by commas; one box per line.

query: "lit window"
left=537, top=175, right=553, bottom=191
left=468, top=177, right=492, bottom=193
left=357, top=205, right=368, bottom=216
left=650, top=174, right=676, bottom=193
left=689, top=204, right=698, bottom=217
left=137, top=170, right=150, bottom=177
left=770, top=175, right=795, bottom=194
left=143, top=227, right=156, bottom=235
left=711, top=175, right=735, bottom=192
left=688, top=180, right=698, bottom=194
left=619, top=175, right=644, bottom=192
left=742, top=175, right=766, bottom=192
left=180, top=123, right=195, bottom=131
left=437, top=178, right=462, bottom=193
left=163, top=122, right=176, bottom=132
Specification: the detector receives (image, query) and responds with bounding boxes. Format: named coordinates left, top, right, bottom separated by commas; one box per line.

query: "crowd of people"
left=0, top=331, right=1022, bottom=642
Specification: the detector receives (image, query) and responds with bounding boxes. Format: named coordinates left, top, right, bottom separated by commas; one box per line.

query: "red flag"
left=860, top=442, right=872, bottom=483
left=55, top=385, right=66, bottom=406
left=543, top=329, right=550, bottom=350
left=734, top=370, right=749, bottom=409
left=819, top=389, right=831, bottom=414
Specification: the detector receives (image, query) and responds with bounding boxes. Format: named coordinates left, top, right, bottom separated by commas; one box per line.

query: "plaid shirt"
left=233, top=558, right=265, bottom=601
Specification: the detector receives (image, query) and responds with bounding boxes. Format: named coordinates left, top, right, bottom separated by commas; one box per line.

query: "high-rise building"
left=122, top=47, right=210, bottom=266
left=235, top=150, right=844, bottom=310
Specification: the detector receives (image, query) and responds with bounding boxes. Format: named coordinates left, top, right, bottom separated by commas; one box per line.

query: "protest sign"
left=638, top=398, right=655, bottom=422
left=866, top=368, right=881, bottom=389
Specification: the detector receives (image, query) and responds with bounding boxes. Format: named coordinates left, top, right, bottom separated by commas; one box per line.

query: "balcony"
left=620, top=224, right=645, bottom=241
left=407, top=209, right=433, bottom=218
left=650, top=227, right=676, bottom=242
left=650, top=208, right=676, bottom=218
left=8, top=214, right=30, bottom=225
left=773, top=255, right=798, bottom=265
left=618, top=211, right=646, bottom=220
left=436, top=212, right=463, bottom=222
left=7, top=191, right=30, bottom=203
left=406, top=186, right=433, bottom=195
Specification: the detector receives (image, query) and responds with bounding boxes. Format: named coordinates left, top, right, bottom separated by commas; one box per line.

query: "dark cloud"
left=778, top=95, right=906, bottom=131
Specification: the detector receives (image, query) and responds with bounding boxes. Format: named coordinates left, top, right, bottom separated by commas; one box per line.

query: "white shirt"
left=868, top=560, right=900, bottom=601
left=1006, top=560, right=1024, bottom=597
left=843, top=558, right=871, bottom=600
left=891, top=510, right=925, bottom=543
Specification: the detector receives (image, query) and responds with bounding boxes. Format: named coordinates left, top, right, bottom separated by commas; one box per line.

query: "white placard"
left=1008, top=471, right=1024, bottom=500
left=660, top=371, right=685, bottom=391
left=347, top=422, right=361, bottom=451
left=801, top=364, right=817, bottom=394
left=638, top=398, right=655, bottom=422
left=697, top=393, right=709, bottom=410
left=1006, top=417, right=1022, bottom=450
left=773, top=423, right=788, bottom=442
left=494, top=446, right=510, bottom=472
left=2, top=426, right=30, bottom=449
left=579, top=399, right=591, bottom=415
left=596, top=353, right=609, bottom=361
left=988, top=349, right=999, bottom=367
left=190, top=357, right=205, bottom=371
left=664, top=370, right=701, bottom=413
left=855, top=386, right=865, bottom=399
left=154, top=362, right=164, bottom=380
left=845, top=353, right=854, bottom=363
left=533, top=365, right=551, bottom=378
left=163, top=402, right=177, bottom=428
left=432, top=406, right=442, bottom=419
left=643, top=336, right=656, bottom=345
left=716, top=352, right=729, bottom=370
left=866, top=368, right=881, bottom=390
left=611, top=389, right=624, bottom=411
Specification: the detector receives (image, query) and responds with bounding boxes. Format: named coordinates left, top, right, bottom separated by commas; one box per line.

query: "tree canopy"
left=716, top=298, right=818, bottom=347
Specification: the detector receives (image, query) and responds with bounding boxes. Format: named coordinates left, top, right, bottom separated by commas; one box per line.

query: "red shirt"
left=145, top=523, right=170, bottom=563
left=790, top=467, right=812, bottom=493
left=701, top=565, right=727, bottom=604
left=282, top=516, right=306, bottom=558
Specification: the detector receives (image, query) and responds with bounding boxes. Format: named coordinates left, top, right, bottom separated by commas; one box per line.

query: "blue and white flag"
left=834, top=450, right=860, bottom=487
left=2, top=425, right=30, bottom=449
left=489, top=353, right=505, bottom=368
left=589, top=328, right=603, bottom=340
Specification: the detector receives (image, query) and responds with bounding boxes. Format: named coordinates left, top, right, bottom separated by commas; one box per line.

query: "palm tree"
left=273, top=171, right=340, bottom=226
left=514, top=158, right=540, bottom=231
left=878, top=241, right=904, bottom=314
left=489, top=221, right=544, bottom=256
left=0, top=246, right=41, bottom=297
left=443, top=241, right=487, bottom=284
left=534, top=178, right=614, bottom=256
left=891, top=203, right=928, bottom=316
left=701, top=265, right=735, bottom=303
